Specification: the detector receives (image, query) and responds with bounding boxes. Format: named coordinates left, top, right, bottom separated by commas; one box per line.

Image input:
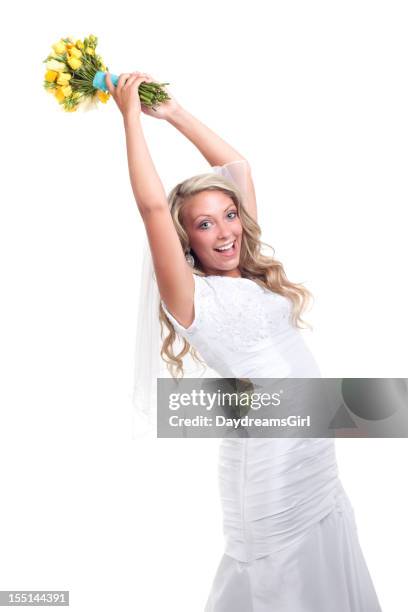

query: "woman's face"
left=182, top=190, right=243, bottom=276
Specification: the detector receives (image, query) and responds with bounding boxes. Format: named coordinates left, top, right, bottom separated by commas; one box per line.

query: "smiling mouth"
left=214, top=240, right=237, bottom=254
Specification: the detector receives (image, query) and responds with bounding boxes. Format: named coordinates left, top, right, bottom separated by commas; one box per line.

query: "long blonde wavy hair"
left=159, top=171, right=314, bottom=378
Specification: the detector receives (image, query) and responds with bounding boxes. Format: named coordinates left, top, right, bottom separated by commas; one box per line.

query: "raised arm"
left=106, top=71, right=195, bottom=327
left=139, top=77, right=258, bottom=221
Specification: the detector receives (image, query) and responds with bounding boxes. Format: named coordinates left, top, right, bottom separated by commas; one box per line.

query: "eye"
left=198, top=210, right=237, bottom=230
left=199, top=220, right=211, bottom=230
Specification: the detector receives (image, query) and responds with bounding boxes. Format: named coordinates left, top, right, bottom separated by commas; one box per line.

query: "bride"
left=106, top=71, right=383, bottom=611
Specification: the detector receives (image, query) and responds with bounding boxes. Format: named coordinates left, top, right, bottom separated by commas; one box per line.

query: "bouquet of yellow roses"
left=43, top=34, right=171, bottom=113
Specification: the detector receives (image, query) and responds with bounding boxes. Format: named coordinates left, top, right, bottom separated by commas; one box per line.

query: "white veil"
left=131, top=160, right=250, bottom=439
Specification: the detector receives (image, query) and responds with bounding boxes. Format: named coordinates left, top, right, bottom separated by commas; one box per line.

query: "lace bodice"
left=161, top=274, right=321, bottom=380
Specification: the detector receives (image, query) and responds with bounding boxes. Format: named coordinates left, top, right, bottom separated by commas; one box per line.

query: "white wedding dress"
left=161, top=273, right=382, bottom=612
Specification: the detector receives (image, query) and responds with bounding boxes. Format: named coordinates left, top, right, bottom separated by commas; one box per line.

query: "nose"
left=217, top=220, right=234, bottom=240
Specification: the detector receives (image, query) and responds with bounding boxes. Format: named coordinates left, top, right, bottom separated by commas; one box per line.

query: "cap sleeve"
left=161, top=273, right=208, bottom=336
left=211, top=159, right=249, bottom=209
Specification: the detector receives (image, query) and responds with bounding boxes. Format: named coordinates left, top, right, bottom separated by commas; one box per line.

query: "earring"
left=185, top=248, right=195, bottom=268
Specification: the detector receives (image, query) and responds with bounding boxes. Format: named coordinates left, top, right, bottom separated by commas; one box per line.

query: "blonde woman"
left=106, top=71, right=382, bottom=611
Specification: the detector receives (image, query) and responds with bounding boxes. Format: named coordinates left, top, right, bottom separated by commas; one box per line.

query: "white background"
left=0, top=1, right=407, bottom=610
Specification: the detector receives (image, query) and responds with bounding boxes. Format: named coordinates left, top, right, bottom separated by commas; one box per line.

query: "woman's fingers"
left=124, top=75, right=150, bottom=91
left=117, top=73, right=131, bottom=92
left=129, top=71, right=154, bottom=83
left=105, top=71, right=154, bottom=117
left=122, top=74, right=139, bottom=89
left=124, top=71, right=148, bottom=85
left=105, top=70, right=153, bottom=95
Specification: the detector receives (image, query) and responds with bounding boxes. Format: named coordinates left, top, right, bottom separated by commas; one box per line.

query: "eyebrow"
left=193, top=204, right=237, bottom=223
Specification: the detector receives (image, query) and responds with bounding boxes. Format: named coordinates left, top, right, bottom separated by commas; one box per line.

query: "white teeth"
left=215, top=241, right=234, bottom=251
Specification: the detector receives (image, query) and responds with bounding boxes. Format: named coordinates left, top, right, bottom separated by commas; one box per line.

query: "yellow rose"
left=45, top=70, right=58, bottom=82
left=85, top=47, right=95, bottom=56
left=65, top=106, right=77, bottom=112
left=69, top=46, right=82, bottom=59
left=97, top=90, right=110, bottom=103
left=54, top=88, right=65, bottom=103
left=67, top=57, right=82, bottom=70
left=46, top=59, right=66, bottom=72
left=75, top=40, right=84, bottom=49
left=57, top=72, right=71, bottom=86
left=61, top=85, right=72, bottom=97
left=52, top=40, right=66, bottom=55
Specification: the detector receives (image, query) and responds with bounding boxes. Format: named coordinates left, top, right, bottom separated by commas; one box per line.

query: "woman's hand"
left=106, top=70, right=183, bottom=121
left=138, top=74, right=182, bottom=121
left=106, top=71, right=150, bottom=120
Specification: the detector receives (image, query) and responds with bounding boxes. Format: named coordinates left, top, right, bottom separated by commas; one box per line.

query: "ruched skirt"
left=204, top=438, right=382, bottom=611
